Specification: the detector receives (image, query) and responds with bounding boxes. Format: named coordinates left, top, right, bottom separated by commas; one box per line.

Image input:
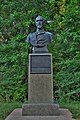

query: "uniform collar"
left=36, top=29, right=45, bottom=35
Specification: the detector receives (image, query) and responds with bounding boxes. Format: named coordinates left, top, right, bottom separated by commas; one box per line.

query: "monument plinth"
left=22, top=53, right=58, bottom=116
left=28, top=53, right=53, bottom=103
left=5, top=16, right=72, bottom=120
left=6, top=53, right=72, bottom=120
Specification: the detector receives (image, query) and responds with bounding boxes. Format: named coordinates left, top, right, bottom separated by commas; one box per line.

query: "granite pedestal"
left=28, top=53, right=53, bottom=103
left=5, top=53, right=72, bottom=120
left=28, top=54, right=53, bottom=104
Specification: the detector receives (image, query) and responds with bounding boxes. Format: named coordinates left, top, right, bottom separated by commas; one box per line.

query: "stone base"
left=22, top=103, right=59, bottom=116
left=5, top=108, right=72, bottom=120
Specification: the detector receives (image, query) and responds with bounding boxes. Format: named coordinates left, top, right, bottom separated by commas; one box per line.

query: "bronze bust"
left=27, top=16, right=53, bottom=53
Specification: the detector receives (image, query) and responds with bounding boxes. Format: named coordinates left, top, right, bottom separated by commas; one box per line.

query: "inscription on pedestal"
left=30, top=54, right=51, bottom=74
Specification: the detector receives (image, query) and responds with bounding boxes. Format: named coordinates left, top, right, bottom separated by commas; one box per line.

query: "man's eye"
left=36, top=20, right=43, bottom=22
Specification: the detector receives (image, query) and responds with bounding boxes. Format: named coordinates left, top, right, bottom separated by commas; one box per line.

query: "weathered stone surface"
left=28, top=53, right=53, bottom=104
left=22, top=104, right=72, bottom=119
left=5, top=116, right=70, bottom=120
left=59, top=109, right=72, bottom=120
left=28, top=74, right=53, bottom=103
left=5, top=108, right=72, bottom=120
left=22, top=103, right=59, bottom=116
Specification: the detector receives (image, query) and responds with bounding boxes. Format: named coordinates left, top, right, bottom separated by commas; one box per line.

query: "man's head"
left=35, top=16, right=45, bottom=29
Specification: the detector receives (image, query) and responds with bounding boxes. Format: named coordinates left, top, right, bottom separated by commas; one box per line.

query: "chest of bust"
left=30, top=32, right=50, bottom=46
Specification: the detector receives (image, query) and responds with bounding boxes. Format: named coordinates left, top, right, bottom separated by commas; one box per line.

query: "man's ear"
left=43, top=20, right=47, bottom=25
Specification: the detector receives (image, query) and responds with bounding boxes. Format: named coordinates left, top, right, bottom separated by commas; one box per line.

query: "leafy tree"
left=52, top=0, right=80, bottom=101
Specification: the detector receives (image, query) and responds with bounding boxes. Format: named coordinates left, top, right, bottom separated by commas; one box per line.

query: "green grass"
left=59, top=100, right=80, bottom=119
left=0, top=102, right=22, bottom=120
left=0, top=101, right=80, bottom=120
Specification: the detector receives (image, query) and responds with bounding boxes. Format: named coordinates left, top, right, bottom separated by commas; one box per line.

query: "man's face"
left=35, top=16, right=44, bottom=29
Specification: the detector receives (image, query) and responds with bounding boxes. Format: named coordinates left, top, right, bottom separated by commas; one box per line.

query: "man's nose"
left=38, top=21, right=40, bottom=23
left=39, top=21, right=42, bottom=24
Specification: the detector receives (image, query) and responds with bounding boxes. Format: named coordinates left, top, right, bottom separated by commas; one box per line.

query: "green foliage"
left=59, top=100, right=80, bottom=118
left=0, top=0, right=80, bottom=102
left=50, top=0, right=80, bottom=101
left=0, top=102, right=22, bottom=120
left=0, top=35, right=29, bottom=102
